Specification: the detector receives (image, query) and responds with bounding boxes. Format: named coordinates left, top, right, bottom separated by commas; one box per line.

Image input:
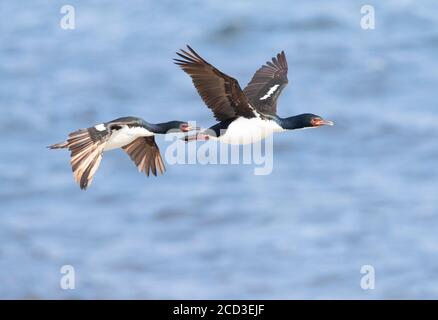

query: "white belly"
left=217, top=118, right=284, bottom=145
left=104, top=126, right=153, bottom=151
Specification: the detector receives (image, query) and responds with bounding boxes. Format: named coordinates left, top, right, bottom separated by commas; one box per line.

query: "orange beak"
left=313, top=119, right=334, bottom=127
left=181, top=125, right=200, bottom=132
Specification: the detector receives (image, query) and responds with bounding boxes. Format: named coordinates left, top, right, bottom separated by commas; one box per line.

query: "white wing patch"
left=260, top=84, right=280, bottom=101
left=94, top=124, right=106, bottom=131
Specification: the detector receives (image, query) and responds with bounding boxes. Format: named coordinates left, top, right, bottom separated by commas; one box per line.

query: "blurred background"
left=1, top=0, right=437, bottom=299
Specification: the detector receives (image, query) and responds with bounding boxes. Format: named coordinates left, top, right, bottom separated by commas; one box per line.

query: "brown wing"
left=243, top=51, right=288, bottom=115
left=122, top=136, right=165, bottom=177
left=65, top=128, right=109, bottom=190
left=174, top=45, right=256, bottom=121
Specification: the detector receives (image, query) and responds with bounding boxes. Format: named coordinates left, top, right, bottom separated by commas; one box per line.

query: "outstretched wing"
left=64, top=127, right=109, bottom=190
left=243, top=51, right=288, bottom=115
left=122, top=136, right=165, bottom=177
left=174, top=45, right=256, bottom=121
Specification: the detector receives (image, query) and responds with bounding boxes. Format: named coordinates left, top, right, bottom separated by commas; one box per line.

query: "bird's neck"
left=148, top=121, right=177, bottom=134
left=277, top=115, right=309, bottom=130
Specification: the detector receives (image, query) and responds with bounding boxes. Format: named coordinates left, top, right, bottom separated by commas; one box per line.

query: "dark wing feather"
left=243, top=51, right=288, bottom=115
left=174, top=45, right=256, bottom=121
left=122, top=136, right=165, bottom=177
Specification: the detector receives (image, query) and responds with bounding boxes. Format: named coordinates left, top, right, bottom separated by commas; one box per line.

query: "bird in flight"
left=49, top=117, right=194, bottom=190
left=174, top=46, right=334, bottom=145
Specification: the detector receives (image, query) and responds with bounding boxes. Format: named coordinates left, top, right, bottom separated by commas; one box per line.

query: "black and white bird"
left=174, top=46, right=334, bottom=145
left=49, top=117, right=193, bottom=190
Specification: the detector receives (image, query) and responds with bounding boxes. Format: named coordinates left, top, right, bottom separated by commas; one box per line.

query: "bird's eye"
left=180, top=123, right=190, bottom=132
left=311, top=118, right=322, bottom=126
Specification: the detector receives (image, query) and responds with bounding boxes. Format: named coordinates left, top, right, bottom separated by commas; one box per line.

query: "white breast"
left=217, top=117, right=284, bottom=145
left=104, top=126, right=154, bottom=151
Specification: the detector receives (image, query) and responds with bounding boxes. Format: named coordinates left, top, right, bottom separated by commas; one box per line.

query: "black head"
left=300, top=113, right=334, bottom=128
left=281, top=113, right=334, bottom=130
left=157, top=121, right=196, bottom=133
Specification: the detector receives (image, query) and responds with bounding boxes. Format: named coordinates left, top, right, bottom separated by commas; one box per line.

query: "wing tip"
left=271, top=50, right=287, bottom=69
left=47, top=141, right=68, bottom=149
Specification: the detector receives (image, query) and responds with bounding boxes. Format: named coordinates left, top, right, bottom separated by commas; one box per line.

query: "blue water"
left=1, top=0, right=438, bottom=299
